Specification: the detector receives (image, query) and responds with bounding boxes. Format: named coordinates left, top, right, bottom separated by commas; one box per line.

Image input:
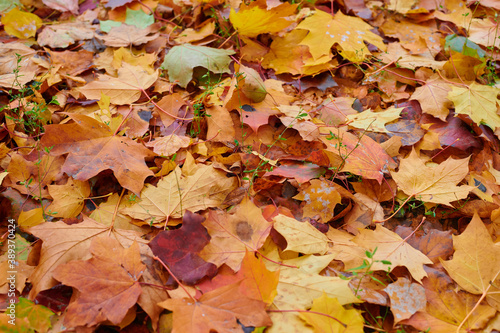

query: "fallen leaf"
left=1, top=8, right=42, bottom=39
left=411, top=76, right=452, bottom=121
left=149, top=211, right=217, bottom=285
left=448, top=82, right=500, bottom=129
left=229, top=0, right=297, bottom=37
left=27, top=216, right=147, bottom=299
left=395, top=226, right=453, bottom=264
left=346, top=106, right=403, bottom=133
left=40, top=113, right=155, bottom=195
left=402, top=266, right=497, bottom=332
left=52, top=237, right=145, bottom=328
left=293, top=179, right=342, bottom=222
left=442, top=213, right=500, bottom=310
left=159, top=282, right=272, bottom=333
left=271, top=254, right=361, bottom=310
left=391, top=148, right=474, bottom=206
left=200, top=197, right=272, bottom=271
left=296, top=10, right=386, bottom=62
left=321, top=128, right=397, bottom=183
left=161, top=44, right=235, bottom=88
left=97, top=23, right=160, bottom=47
left=239, top=251, right=279, bottom=304
left=121, top=153, right=237, bottom=223
left=78, top=64, right=158, bottom=105
left=384, top=277, right=426, bottom=323
left=14, top=297, right=54, bottom=333
left=353, top=225, right=433, bottom=282
left=299, top=293, right=364, bottom=332
left=47, top=179, right=90, bottom=218
left=42, top=0, right=78, bottom=14
left=273, top=214, right=330, bottom=254
left=37, top=21, right=95, bottom=48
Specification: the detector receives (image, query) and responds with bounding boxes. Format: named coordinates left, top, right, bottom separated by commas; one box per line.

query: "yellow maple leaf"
left=448, top=82, right=500, bottom=129
left=47, top=179, right=90, bottom=218
left=442, top=213, right=500, bottom=302
left=353, top=225, right=433, bottom=282
left=1, top=8, right=42, bottom=39
left=391, top=148, right=474, bottom=206
left=121, top=153, right=237, bottom=224
left=229, top=0, right=297, bottom=38
left=295, top=10, right=386, bottom=63
left=299, top=293, right=364, bottom=333
left=273, top=214, right=330, bottom=254
left=293, top=179, right=342, bottom=222
left=346, top=106, right=403, bottom=133
left=262, top=29, right=336, bottom=76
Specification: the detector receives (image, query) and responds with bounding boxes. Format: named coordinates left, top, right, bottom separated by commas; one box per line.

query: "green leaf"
left=100, top=20, right=122, bottom=33
left=445, top=34, right=485, bottom=59
left=125, top=8, right=154, bottom=30
left=161, top=44, right=235, bottom=88
left=0, top=0, right=20, bottom=12
left=15, top=297, right=54, bottom=333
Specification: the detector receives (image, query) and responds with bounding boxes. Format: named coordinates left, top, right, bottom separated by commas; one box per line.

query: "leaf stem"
left=153, top=255, right=197, bottom=303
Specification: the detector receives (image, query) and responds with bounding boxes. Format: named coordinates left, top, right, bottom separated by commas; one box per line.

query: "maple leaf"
left=402, top=266, right=497, bottom=332
left=149, top=211, right=217, bottom=285
left=299, top=293, right=364, bottom=332
left=468, top=17, right=500, bottom=48
left=264, top=162, right=326, bottom=183
left=0, top=42, right=38, bottom=87
left=40, top=113, right=155, bottom=195
left=273, top=214, right=330, bottom=254
left=13, top=297, right=54, bottom=333
left=1, top=8, right=42, bottom=39
left=391, top=148, right=474, bottom=206
left=27, top=216, right=147, bottom=299
left=37, top=21, right=95, bottom=48
left=121, top=153, right=237, bottom=223
left=272, top=254, right=361, bottom=310
left=200, top=197, right=272, bottom=271
left=346, top=106, right=403, bottom=133
left=261, top=29, right=337, bottom=76
left=47, top=178, right=90, bottom=218
left=295, top=10, right=386, bottom=63
left=161, top=44, right=235, bottom=88
left=229, top=0, right=298, bottom=37
left=448, top=82, right=500, bottom=129
left=268, top=254, right=360, bottom=332
left=52, top=237, right=145, bottom=328
left=383, top=277, right=426, bottom=323
left=158, top=282, right=272, bottom=333
left=223, top=78, right=295, bottom=132
left=78, top=63, right=158, bottom=105
left=411, top=75, right=453, bottom=121
left=240, top=251, right=279, bottom=305
left=42, top=0, right=78, bottom=14
left=320, top=129, right=397, bottom=183
left=442, top=213, right=500, bottom=310
left=395, top=226, right=453, bottom=264
left=293, top=179, right=341, bottom=222
left=96, top=23, right=160, bottom=47
left=353, top=225, right=433, bottom=282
